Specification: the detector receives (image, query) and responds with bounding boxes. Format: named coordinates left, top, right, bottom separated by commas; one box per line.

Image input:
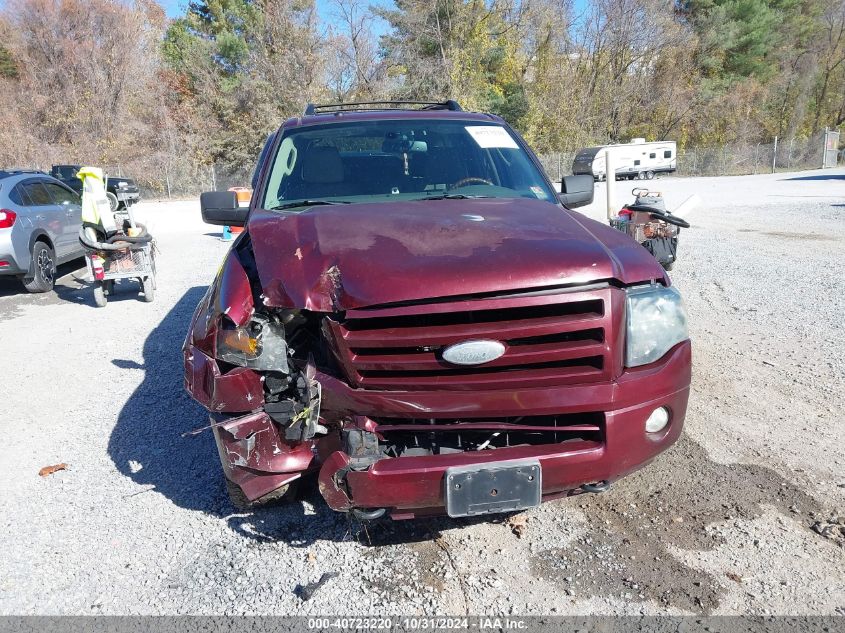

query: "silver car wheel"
left=37, top=248, right=54, bottom=285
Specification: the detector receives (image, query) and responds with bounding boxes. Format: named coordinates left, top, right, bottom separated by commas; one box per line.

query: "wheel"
left=646, top=170, right=655, bottom=180
left=22, top=241, right=55, bottom=293
left=93, top=281, right=107, bottom=307
left=106, top=192, right=118, bottom=213
left=637, top=171, right=646, bottom=180
left=142, top=276, right=155, bottom=302
left=225, top=477, right=298, bottom=510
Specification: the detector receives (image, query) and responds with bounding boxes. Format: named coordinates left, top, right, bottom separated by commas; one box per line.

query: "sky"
left=158, top=0, right=394, bottom=36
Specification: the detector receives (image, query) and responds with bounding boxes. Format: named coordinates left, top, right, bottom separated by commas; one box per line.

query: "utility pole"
left=771, top=136, right=778, bottom=173
left=605, top=150, right=616, bottom=221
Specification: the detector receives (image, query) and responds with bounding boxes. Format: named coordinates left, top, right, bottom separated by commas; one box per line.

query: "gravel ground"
left=0, top=169, right=843, bottom=616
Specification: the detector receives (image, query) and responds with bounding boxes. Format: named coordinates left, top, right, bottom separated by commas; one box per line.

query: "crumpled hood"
left=248, top=198, right=665, bottom=312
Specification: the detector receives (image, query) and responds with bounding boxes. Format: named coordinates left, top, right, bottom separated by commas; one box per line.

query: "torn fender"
left=213, top=411, right=316, bottom=502
left=215, top=411, right=314, bottom=474
left=184, top=345, right=263, bottom=412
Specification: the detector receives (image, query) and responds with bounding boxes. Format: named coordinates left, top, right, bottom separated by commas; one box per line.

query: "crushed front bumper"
left=317, top=340, right=691, bottom=518
left=204, top=341, right=691, bottom=516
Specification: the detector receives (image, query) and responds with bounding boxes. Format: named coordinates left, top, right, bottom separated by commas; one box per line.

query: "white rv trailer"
left=572, top=139, right=677, bottom=181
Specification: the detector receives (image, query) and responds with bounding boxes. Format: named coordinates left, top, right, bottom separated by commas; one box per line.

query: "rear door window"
left=9, top=184, right=31, bottom=206
left=44, top=182, right=80, bottom=205
left=23, top=182, right=53, bottom=206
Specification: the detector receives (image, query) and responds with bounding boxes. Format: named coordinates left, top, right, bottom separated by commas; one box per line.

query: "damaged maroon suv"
left=185, top=101, right=691, bottom=520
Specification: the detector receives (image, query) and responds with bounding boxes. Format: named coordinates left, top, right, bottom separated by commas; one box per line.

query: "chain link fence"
left=537, top=131, right=832, bottom=181
left=104, top=160, right=252, bottom=200
left=33, top=131, right=835, bottom=199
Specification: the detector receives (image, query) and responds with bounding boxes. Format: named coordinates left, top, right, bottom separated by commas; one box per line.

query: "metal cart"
left=611, top=188, right=689, bottom=271
left=84, top=207, right=156, bottom=307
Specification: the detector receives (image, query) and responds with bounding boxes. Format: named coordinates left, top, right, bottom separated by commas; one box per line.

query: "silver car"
left=0, top=170, right=84, bottom=292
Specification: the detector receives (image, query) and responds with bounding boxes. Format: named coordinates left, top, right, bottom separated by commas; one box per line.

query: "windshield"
left=261, top=119, right=556, bottom=210
left=54, top=166, right=79, bottom=180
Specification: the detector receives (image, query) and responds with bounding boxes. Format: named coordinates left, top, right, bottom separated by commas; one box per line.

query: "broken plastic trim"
left=351, top=507, right=387, bottom=521
left=581, top=480, right=610, bottom=493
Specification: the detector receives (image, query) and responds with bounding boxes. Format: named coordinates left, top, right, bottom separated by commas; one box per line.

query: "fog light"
left=645, top=407, right=670, bottom=433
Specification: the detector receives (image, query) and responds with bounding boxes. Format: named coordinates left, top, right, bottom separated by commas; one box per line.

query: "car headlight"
left=216, top=315, right=290, bottom=372
left=625, top=284, right=688, bottom=367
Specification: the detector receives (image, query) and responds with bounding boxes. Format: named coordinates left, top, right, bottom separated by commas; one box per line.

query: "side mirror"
left=558, top=175, right=595, bottom=209
left=200, top=191, right=248, bottom=226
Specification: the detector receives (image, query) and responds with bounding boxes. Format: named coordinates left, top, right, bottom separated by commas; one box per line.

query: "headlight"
left=216, top=315, right=290, bottom=372
left=625, top=284, right=688, bottom=367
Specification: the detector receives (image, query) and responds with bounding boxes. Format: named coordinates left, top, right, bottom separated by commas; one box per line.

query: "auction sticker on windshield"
left=466, top=125, right=519, bottom=149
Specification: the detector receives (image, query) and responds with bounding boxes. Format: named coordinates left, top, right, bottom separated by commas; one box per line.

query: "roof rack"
left=0, top=169, right=46, bottom=178
left=303, top=100, right=463, bottom=116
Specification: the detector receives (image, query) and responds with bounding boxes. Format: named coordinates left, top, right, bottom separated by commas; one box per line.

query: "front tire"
left=23, top=241, right=56, bottom=293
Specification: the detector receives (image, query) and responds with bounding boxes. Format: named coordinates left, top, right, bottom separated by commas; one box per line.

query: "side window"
left=649, top=152, right=656, bottom=159
left=634, top=159, right=641, bottom=166
left=44, top=182, right=80, bottom=205
left=9, top=184, right=30, bottom=206
left=664, top=150, right=672, bottom=158
left=23, top=182, right=53, bottom=206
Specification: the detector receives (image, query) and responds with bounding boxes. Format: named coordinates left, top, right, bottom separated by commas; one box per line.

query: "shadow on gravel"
left=531, top=434, right=841, bottom=614
left=782, top=174, right=845, bottom=181
left=108, top=286, right=226, bottom=514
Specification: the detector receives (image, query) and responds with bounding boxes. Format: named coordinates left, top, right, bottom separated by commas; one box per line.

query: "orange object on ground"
left=227, top=187, right=252, bottom=234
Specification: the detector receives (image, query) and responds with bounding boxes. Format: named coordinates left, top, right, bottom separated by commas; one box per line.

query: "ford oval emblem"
left=442, top=339, right=506, bottom=366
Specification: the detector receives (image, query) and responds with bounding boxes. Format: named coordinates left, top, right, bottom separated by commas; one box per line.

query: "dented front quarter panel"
left=183, top=249, right=264, bottom=413
left=215, top=250, right=255, bottom=327
left=184, top=346, right=264, bottom=413
left=210, top=412, right=317, bottom=501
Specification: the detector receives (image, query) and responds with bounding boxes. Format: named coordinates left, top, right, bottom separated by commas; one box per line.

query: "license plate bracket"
left=444, top=459, right=541, bottom=518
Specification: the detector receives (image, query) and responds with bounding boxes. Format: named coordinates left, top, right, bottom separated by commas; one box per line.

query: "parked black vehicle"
left=50, top=165, right=141, bottom=212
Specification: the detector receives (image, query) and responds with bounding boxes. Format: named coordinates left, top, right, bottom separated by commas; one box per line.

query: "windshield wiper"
left=269, top=200, right=352, bottom=211
left=418, top=193, right=491, bottom=201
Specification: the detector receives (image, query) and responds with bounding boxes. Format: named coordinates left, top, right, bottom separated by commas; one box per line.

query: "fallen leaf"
left=726, top=572, right=742, bottom=583
left=307, top=551, right=317, bottom=563
left=39, top=463, right=67, bottom=477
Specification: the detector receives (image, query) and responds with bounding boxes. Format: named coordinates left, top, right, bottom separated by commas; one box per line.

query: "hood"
left=248, top=198, right=665, bottom=312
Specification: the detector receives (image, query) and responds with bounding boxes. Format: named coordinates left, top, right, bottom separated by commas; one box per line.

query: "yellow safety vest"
left=77, top=166, right=116, bottom=232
